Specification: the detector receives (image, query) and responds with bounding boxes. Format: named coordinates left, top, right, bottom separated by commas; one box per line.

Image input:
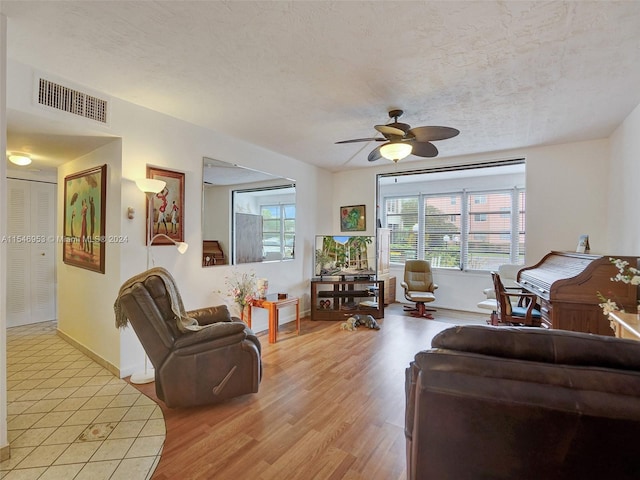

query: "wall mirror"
left=202, top=157, right=296, bottom=266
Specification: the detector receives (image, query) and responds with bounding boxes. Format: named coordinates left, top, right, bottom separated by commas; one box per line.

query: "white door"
left=6, top=179, right=57, bottom=327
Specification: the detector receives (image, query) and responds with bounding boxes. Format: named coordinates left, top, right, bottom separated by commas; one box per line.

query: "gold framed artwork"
left=63, top=164, right=107, bottom=273
left=340, top=204, right=366, bottom=232
left=146, top=166, right=185, bottom=245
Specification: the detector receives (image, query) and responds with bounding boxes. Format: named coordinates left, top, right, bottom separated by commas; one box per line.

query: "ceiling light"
left=8, top=154, right=32, bottom=166
left=380, top=142, right=412, bottom=163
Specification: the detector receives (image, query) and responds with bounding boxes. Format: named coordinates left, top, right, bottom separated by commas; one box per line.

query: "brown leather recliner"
left=115, top=268, right=261, bottom=408
left=405, top=325, right=640, bottom=479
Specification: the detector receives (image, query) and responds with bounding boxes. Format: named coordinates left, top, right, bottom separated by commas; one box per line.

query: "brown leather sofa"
left=115, top=268, right=261, bottom=407
left=405, top=325, right=640, bottom=479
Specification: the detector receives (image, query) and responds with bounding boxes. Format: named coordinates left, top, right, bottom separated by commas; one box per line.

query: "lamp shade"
left=380, top=142, right=412, bottom=162
left=8, top=154, right=32, bottom=166
left=135, top=178, right=166, bottom=194
left=176, top=242, right=189, bottom=254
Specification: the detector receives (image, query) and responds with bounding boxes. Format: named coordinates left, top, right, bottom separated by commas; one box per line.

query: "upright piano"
left=518, top=251, right=638, bottom=336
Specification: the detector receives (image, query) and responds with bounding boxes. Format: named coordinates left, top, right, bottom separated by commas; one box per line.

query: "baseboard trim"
left=0, top=444, right=10, bottom=462
left=56, top=329, right=121, bottom=378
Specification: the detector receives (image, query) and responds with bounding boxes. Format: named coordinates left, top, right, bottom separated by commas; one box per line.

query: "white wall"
left=57, top=140, right=123, bottom=370
left=332, top=139, right=613, bottom=312
left=1, top=12, right=9, bottom=459
left=609, top=102, right=640, bottom=255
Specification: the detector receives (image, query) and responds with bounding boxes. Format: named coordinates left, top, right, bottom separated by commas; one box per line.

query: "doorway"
left=6, top=178, right=57, bottom=327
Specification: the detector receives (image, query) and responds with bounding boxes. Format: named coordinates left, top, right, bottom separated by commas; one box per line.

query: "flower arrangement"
left=597, top=257, right=640, bottom=316
left=224, top=269, right=256, bottom=313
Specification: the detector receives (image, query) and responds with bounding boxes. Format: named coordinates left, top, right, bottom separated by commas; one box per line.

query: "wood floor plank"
left=131, top=305, right=486, bottom=479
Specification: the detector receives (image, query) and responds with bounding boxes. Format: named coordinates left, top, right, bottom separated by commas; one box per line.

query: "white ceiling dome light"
left=8, top=153, right=32, bottom=166
left=380, top=142, right=413, bottom=163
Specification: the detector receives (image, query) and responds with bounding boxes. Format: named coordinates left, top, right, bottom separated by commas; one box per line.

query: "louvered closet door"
left=7, top=179, right=57, bottom=327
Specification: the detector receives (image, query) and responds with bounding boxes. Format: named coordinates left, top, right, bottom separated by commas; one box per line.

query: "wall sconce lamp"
left=127, top=207, right=135, bottom=219
left=380, top=142, right=412, bottom=163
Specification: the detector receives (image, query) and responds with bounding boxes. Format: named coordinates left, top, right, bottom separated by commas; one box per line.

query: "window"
left=379, top=160, right=526, bottom=271
left=231, top=184, right=295, bottom=264
left=261, top=203, right=295, bottom=260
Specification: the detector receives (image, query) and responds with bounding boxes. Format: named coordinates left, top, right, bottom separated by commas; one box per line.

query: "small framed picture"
left=146, top=166, right=185, bottom=245
left=340, top=204, right=366, bottom=232
left=63, top=164, right=107, bottom=273
left=576, top=234, right=590, bottom=254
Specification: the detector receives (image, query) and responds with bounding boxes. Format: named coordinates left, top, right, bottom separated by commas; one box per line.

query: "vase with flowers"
left=224, top=269, right=257, bottom=321
left=597, top=257, right=640, bottom=329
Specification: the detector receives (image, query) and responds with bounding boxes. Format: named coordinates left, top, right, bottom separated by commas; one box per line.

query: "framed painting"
left=146, top=166, right=185, bottom=245
left=340, top=204, right=366, bottom=232
left=63, top=164, right=107, bottom=273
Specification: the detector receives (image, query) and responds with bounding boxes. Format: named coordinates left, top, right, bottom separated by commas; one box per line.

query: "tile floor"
left=1, top=321, right=164, bottom=480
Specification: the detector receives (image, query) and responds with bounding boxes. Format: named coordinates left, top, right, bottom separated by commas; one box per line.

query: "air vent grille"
left=38, top=78, right=108, bottom=123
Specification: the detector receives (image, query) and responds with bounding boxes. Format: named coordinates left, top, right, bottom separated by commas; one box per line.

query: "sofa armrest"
left=174, top=321, right=246, bottom=350
left=186, top=304, right=232, bottom=325
left=432, top=325, right=640, bottom=371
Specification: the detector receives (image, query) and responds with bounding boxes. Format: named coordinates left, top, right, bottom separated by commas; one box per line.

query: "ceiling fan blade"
left=335, top=137, right=386, bottom=144
left=368, top=145, right=383, bottom=162
left=408, top=126, right=460, bottom=142
left=408, top=141, right=439, bottom=158
left=375, top=124, right=405, bottom=137
left=387, top=122, right=411, bottom=133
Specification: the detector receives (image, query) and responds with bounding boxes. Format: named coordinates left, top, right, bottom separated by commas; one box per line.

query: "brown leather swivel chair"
left=401, top=260, right=438, bottom=318
left=115, top=267, right=261, bottom=408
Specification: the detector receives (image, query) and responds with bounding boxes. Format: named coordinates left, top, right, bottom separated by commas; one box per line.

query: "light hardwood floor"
left=132, top=305, right=486, bottom=480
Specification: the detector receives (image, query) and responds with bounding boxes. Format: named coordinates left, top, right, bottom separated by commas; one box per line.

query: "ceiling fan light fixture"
left=380, top=142, right=412, bottom=163
left=8, top=153, right=32, bottom=166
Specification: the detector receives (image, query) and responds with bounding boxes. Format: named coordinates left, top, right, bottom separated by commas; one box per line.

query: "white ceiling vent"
left=37, top=78, right=108, bottom=124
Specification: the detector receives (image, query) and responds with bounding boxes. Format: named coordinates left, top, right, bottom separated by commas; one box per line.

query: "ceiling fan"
left=336, top=109, right=460, bottom=163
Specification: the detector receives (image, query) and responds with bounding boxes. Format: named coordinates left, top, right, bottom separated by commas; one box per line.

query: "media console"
left=310, top=278, right=384, bottom=321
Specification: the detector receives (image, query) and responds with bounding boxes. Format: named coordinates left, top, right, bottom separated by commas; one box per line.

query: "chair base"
left=130, top=368, right=155, bottom=384
left=408, top=302, right=434, bottom=319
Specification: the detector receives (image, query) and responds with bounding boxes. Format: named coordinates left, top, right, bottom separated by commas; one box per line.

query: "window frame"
left=377, top=159, right=526, bottom=272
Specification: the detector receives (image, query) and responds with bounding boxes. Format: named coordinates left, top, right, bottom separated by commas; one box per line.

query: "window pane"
left=386, top=197, right=418, bottom=262
left=284, top=205, right=296, bottom=218
left=466, top=191, right=513, bottom=271
left=261, top=203, right=296, bottom=260
left=424, top=195, right=461, bottom=268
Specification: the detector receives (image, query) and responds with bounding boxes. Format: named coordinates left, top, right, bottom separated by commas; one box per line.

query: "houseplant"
left=224, top=270, right=257, bottom=319
left=597, top=257, right=640, bottom=317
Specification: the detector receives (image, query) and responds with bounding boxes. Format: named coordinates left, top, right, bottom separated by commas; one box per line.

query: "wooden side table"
left=608, top=310, right=640, bottom=341
left=246, top=294, right=300, bottom=343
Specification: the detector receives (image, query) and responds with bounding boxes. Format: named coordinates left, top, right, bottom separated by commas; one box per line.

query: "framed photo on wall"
left=146, top=166, right=185, bottom=245
left=340, top=204, right=366, bottom=232
left=63, top=164, right=107, bottom=273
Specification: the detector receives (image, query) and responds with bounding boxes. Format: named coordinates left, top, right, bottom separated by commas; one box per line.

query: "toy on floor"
left=340, top=316, right=358, bottom=331
left=340, top=314, right=381, bottom=331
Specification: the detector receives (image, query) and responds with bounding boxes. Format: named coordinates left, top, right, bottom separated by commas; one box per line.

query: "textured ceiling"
left=3, top=1, right=640, bottom=172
